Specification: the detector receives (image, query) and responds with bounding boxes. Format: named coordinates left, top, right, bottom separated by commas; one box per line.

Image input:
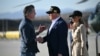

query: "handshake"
left=36, top=37, right=44, bottom=43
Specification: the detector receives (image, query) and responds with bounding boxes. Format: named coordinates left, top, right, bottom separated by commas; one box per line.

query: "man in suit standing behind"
left=19, top=5, right=46, bottom=56
left=37, top=6, right=69, bottom=56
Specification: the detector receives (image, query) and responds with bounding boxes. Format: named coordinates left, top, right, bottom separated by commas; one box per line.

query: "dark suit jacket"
left=19, top=18, right=39, bottom=53
left=43, top=17, right=69, bottom=56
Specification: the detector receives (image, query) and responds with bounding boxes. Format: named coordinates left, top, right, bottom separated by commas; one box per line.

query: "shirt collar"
left=25, top=18, right=32, bottom=23
left=52, top=16, right=60, bottom=23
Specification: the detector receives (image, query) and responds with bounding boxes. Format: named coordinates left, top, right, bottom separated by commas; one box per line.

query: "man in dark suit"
left=37, top=6, right=69, bottom=56
left=19, top=5, right=45, bottom=56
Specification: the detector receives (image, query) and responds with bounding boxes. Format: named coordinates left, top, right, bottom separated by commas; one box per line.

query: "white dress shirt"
left=49, top=16, right=60, bottom=33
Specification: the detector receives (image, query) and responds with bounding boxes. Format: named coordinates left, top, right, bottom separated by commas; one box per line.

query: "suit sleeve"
left=22, top=25, right=35, bottom=45
left=57, top=22, right=68, bottom=54
left=42, top=35, right=47, bottom=43
left=35, top=32, right=40, bottom=36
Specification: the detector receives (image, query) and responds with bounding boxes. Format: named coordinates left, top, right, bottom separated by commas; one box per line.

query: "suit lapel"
left=48, top=17, right=61, bottom=34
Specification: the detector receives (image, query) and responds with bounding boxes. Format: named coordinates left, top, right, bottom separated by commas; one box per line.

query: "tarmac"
left=0, top=30, right=100, bottom=56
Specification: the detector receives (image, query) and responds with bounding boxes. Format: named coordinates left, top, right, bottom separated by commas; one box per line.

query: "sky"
left=0, top=0, right=100, bottom=14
